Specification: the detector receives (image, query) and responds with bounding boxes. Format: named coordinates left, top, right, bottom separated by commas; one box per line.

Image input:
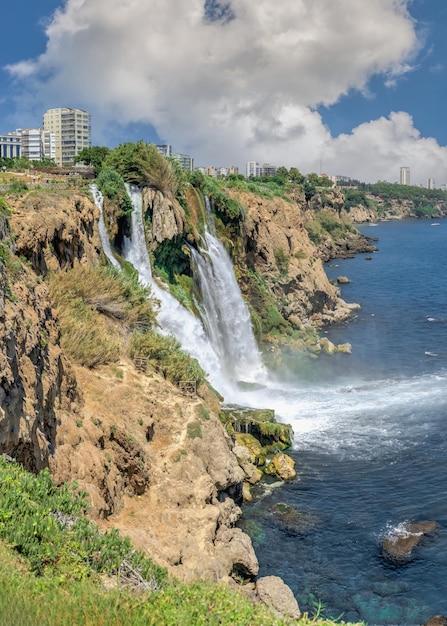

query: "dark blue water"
left=242, top=220, right=447, bottom=625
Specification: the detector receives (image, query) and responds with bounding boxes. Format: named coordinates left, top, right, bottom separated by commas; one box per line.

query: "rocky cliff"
left=0, top=180, right=362, bottom=588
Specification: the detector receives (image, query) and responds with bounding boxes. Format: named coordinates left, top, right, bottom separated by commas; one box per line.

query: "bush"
left=48, top=265, right=158, bottom=367
left=7, top=179, right=29, bottom=195
left=0, top=457, right=167, bottom=587
left=104, top=142, right=181, bottom=198
left=96, top=167, right=133, bottom=217
left=129, top=331, right=206, bottom=384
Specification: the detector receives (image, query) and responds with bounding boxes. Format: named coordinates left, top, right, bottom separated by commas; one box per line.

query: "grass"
left=47, top=265, right=158, bottom=367
left=0, top=541, right=361, bottom=626
left=129, top=330, right=206, bottom=385
left=0, top=458, right=363, bottom=626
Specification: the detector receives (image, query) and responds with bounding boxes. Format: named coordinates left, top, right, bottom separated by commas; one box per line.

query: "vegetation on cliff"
left=0, top=457, right=359, bottom=625
left=48, top=264, right=206, bottom=384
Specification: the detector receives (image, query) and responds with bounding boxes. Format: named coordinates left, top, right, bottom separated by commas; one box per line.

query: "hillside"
left=0, top=160, right=369, bottom=624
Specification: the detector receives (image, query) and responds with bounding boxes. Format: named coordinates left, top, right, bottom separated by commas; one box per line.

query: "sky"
left=1, top=0, right=447, bottom=185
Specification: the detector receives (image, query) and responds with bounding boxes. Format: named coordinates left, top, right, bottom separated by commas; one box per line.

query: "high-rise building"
left=155, top=144, right=172, bottom=158
left=400, top=166, right=410, bottom=185
left=16, top=128, right=55, bottom=161
left=427, top=178, right=435, bottom=190
left=43, top=107, right=91, bottom=166
left=246, top=161, right=258, bottom=177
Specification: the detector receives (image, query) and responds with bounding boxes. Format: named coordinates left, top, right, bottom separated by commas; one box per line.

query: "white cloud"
left=323, top=112, right=447, bottom=185
left=7, top=0, right=447, bottom=184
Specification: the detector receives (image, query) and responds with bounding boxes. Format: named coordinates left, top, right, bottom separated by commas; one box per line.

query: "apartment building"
left=172, top=152, right=194, bottom=171
left=0, top=133, right=21, bottom=159
left=16, top=128, right=55, bottom=161
left=43, top=107, right=91, bottom=166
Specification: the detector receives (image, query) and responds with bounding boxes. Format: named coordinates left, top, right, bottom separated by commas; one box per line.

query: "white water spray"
left=191, top=197, right=266, bottom=384
left=90, top=184, right=120, bottom=269
left=121, top=184, right=242, bottom=397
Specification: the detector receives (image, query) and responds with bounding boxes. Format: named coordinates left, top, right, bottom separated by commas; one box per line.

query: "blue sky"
left=1, top=0, right=447, bottom=184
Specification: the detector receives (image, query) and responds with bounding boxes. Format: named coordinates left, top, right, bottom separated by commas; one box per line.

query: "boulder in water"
left=337, top=275, right=350, bottom=284
left=382, top=520, right=438, bottom=561
left=264, top=452, right=296, bottom=480
left=424, top=616, right=447, bottom=626
left=269, top=502, right=320, bottom=535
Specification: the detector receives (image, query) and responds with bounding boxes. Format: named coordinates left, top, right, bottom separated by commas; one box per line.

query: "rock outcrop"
left=255, top=575, right=301, bottom=619
left=229, top=189, right=357, bottom=329
left=382, top=521, right=438, bottom=561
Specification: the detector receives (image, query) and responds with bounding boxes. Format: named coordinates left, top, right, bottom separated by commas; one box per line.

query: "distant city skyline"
left=1, top=2, right=447, bottom=185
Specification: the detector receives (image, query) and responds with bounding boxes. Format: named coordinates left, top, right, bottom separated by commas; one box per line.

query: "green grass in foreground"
left=0, top=459, right=362, bottom=626
left=0, top=541, right=366, bottom=626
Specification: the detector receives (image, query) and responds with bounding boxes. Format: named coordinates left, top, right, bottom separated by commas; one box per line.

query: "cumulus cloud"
left=6, top=0, right=447, bottom=183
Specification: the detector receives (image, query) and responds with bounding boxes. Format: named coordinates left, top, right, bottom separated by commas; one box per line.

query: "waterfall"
left=90, top=184, right=120, bottom=269
left=121, top=184, right=236, bottom=395
left=190, top=197, right=266, bottom=384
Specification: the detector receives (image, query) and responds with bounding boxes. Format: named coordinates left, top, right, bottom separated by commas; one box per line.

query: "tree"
left=273, top=166, right=289, bottom=185
left=104, top=141, right=180, bottom=197
left=289, top=167, right=305, bottom=184
left=74, top=146, right=110, bottom=175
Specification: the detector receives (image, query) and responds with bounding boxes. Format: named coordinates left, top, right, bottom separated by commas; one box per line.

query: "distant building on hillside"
left=245, top=161, right=278, bottom=177
left=16, top=128, right=55, bottom=161
left=400, top=166, right=411, bottom=185
left=155, top=144, right=172, bottom=158
left=0, top=133, right=21, bottom=159
left=427, top=178, right=435, bottom=190
left=246, top=161, right=258, bottom=177
left=172, top=152, right=194, bottom=171
left=43, top=107, right=91, bottom=166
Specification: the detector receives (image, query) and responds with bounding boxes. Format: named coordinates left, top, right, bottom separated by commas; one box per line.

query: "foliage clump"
left=129, top=331, right=206, bottom=385
left=96, top=167, right=133, bottom=217
left=104, top=142, right=181, bottom=198
left=48, top=265, right=158, bottom=367
left=0, top=456, right=167, bottom=587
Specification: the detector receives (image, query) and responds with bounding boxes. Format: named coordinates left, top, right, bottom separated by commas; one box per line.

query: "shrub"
left=48, top=265, right=158, bottom=367
left=7, top=179, right=29, bottom=195
left=129, top=331, right=206, bottom=385
left=96, top=167, right=133, bottom=217
left=0, top=457, right=167, bottom=587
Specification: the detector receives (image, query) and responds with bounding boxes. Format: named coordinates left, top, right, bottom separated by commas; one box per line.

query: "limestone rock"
left=256, top=575, right=301, bottom=620
left=228, top=189, right=357, bottom=327
left=337, top=275, right=350, bottom=284
left=143, top=187, right=185, bottom=244
left=264, top=452, right=296, bottom=480
left=214, top=526, right=259, bottom=578
left=232, top=444, right=262, bottom=484
left=234, top=433, right=266, bottom=466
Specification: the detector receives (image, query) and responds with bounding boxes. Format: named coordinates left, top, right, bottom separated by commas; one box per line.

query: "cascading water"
left=90, top=184, right=121, bottom=269
left=190, top=196, right=266, bottom=384
left=121, top=184, right=240, bottom=397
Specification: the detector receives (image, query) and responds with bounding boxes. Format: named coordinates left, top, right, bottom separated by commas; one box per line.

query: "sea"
left=241, top=219, right=447, bottom=626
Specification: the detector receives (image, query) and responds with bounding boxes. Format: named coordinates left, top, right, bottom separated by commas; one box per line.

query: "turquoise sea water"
left=242, top=220, right=447, bottom=625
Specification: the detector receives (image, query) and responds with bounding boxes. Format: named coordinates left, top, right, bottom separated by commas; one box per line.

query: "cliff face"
left=0, top=187, right=257, bottom=583
left=0, top=199, right=81, bottom=473
left=0, top=181, right=361, bottom=584
left=229, top=189, right=358, bottom=328
left=8, top=190, right=101, bottom=275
